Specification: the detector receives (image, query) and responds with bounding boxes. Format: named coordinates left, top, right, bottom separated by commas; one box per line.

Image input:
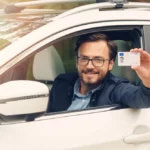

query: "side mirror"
left=0, top=80, right=49, bottom=123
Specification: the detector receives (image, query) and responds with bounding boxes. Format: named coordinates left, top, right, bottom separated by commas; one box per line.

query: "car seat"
left=111, top=40, right=138, bottom=85
left=32, top=46, right=65, bottom=89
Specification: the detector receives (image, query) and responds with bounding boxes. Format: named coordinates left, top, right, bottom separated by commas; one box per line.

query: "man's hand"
left=130, top=48, right=150, bottom=88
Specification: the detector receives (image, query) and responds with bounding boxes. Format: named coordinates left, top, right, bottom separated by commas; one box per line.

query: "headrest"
left=33, top=46, right=65, bottom=81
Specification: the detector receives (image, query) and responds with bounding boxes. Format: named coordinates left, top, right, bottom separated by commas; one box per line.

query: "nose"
left=86, top=60, right=95, bottom=68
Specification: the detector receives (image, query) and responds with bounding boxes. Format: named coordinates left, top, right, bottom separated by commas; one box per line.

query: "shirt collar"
left=73, top=78, right=101, bottom=97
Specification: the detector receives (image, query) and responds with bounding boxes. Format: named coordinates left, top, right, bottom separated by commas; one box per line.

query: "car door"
left=0, top=8, right=150, bottom=150
left=0, top=107, right=150, bottom=150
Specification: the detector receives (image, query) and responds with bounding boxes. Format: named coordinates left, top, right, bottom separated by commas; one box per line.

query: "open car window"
left=0, top=26, right=143, bottom=114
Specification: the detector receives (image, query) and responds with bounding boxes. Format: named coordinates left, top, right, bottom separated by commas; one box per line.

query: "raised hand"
left=130, top=48, right=150, bottom=88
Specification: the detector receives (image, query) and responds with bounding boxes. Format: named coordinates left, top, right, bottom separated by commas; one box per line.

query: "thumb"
left=131, top=65, right=146, bottom=79
left=131, top=65, right=140, bottom=71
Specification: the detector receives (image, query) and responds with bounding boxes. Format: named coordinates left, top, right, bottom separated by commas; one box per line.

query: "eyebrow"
left=80, top=55, right=105, bottom=59
left=94, top=56, right=104, bottom=59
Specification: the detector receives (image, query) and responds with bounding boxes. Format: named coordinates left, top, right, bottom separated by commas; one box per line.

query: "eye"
left=81, top=57, right=88, bottom=61
left=94, top=58, right=103, bottom=63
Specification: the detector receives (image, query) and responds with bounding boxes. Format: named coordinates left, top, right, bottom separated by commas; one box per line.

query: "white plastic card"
left=118, top=52, right=140, bottom=66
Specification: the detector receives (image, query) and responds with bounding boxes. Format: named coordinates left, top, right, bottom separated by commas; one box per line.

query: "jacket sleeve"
left=46, top=74, right=61, bottom=112
left=112, top=82, right=150, bottom=108
left=47, top=74, right=65, bottom=112
left=47, top=82, right=55, bottom=112
left=46, top=73, right=75, bottom=112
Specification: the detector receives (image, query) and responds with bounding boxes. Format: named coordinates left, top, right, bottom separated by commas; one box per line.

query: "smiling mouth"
left=84, top=72, right=98, bottom=75
left=83, top=72, right=99, bottom=78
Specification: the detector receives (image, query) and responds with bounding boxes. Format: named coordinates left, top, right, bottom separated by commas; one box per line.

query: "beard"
left=78, top=68, right=108, bottom=89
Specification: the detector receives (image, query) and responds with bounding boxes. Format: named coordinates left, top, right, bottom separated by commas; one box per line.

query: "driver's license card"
left=118, top=52, right=140, bottom=66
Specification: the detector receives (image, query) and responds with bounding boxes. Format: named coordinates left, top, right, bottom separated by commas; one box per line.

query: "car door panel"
left=124, top=109, right=150, bottom=144
left=0, top=108, right=149, bottom=150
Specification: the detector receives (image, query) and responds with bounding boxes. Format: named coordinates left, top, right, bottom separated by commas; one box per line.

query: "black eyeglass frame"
left=77, top=57, right=110, bottom=67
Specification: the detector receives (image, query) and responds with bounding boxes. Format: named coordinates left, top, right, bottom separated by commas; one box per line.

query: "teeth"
left=83, top=72, right=97, bottom=74
left=86, top=72, right=94, bottom=74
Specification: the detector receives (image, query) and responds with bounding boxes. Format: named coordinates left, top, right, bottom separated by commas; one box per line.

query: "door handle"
left=123, top=124, right=150, bottom=144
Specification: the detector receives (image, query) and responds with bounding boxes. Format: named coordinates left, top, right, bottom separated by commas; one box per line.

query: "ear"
left=108, top=59, right=114, bottom=71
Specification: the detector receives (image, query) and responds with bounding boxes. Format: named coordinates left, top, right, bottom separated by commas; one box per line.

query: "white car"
left=0, top=0, right=150, bottom=149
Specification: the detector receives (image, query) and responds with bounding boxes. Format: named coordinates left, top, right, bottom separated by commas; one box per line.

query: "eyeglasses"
left=77, top=57, right=110, bottom=67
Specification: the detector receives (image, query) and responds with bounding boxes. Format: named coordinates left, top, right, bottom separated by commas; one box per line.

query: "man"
left=47, top=33, right=150, bottom=112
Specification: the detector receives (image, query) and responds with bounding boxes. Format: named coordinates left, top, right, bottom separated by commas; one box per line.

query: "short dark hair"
left=74, top=33, right=118, bottom=61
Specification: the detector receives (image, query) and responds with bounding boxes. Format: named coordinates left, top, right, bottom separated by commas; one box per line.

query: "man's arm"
left=112, top=48, right=150, bottom=108
left=112, top=82, right=150, bottom=108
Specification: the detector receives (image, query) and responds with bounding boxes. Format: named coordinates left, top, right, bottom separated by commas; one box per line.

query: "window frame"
left=0, top=24, right=144, bottom=115
left=143, top=25, right=150, bottom=53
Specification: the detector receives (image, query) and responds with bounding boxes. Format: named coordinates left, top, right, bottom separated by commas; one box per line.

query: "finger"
left=142, top=51, right=150, bottom=59
left=130, top=49, right=150, bottom=60
left=130, top=48, right=143, bottom=53
left=131, top=65, right=140, bottom=70
left=131, top=65, right=144, bottom=78
left=130, top=48, right=150, bottom=56
left=130, top=49, right=143, bottom=58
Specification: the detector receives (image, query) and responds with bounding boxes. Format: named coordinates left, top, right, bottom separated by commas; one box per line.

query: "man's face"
left=76, top=40, right=114, bottom=87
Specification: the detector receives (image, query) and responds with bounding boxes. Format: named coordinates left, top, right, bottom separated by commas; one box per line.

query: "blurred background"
left=0, top=0, right=93, bottom=9
left=0, top=0, right=149, bottom=10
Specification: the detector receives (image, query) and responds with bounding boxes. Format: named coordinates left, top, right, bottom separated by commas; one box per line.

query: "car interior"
left=32, top=45, right=65, bottom=89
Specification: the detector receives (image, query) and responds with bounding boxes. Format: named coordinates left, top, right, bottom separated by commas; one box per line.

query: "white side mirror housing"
left=0, top=80, right=49, bottom=123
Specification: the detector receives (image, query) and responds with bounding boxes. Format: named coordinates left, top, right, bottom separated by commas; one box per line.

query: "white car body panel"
left=0, top=81, right=49, bottom=115
left=52, top=2, right=150, bottom=20
left=1, top=108, right=150, bottom=150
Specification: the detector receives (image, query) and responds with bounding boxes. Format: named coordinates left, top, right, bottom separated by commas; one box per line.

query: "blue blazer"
left=47, top=72, right=150, bottom=112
